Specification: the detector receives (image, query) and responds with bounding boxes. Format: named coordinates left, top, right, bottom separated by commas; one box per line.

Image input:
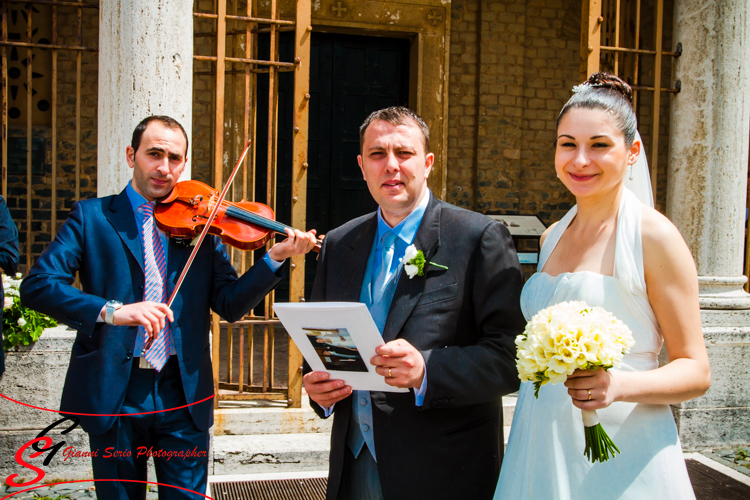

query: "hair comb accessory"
left=572, top=81, right=606, bottom=93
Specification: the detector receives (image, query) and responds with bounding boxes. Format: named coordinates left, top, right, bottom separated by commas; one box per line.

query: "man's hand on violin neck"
left=267, top=228, right=318, bottom=262
left=104, top=301, right=174, bottom=339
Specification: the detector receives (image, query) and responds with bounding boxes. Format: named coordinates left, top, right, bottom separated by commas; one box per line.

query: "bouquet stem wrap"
left=582, top=409, right=621, bottom=463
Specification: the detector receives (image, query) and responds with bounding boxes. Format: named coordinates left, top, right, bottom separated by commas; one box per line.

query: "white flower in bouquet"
left=515, top=300, right=635, bottom=463
left=3, top=297, right=12, bottom=309
left=17, top=317, right=26, bottom=327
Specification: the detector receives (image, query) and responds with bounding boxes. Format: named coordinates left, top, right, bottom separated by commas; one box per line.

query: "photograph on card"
left=303, top=327, right=368, bottom=372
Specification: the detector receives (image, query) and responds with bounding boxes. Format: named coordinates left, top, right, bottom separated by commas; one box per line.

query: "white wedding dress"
left=494, top=188, right=695, bottom=500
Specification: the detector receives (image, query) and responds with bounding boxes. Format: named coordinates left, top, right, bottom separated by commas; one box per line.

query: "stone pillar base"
left=698, top=276, right=750, bottom=309
left=672, top=309, right=750, bottom=450
left=0, top=327, right=92, bottom=481
left=673, top=406, right=750, bottom=452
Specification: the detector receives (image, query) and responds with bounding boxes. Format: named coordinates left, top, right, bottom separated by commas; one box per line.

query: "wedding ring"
left=388, top=367, right=392, bottom=378
left=587, top=390, right=592, bottom=401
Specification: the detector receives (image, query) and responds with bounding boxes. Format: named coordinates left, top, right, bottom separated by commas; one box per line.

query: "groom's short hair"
left=359, top=106, right=430, bottom=154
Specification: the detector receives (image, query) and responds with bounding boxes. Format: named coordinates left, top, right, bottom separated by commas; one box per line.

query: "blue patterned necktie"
left=141, top=202, right=171, bottom=371
left=372, top=231, right=397, bottom=303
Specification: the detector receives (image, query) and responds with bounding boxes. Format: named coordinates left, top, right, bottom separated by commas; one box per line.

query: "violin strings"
left=220, top=201, right=292, bottom=234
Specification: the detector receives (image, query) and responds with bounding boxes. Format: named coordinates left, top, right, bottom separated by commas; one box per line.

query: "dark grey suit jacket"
left=310, top=194, right=525, bottom=500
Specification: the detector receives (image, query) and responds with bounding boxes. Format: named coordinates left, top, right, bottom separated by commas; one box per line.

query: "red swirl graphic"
left=0, top=479, right=215, bottom=499
left=0, top=392, right=214, bottom=417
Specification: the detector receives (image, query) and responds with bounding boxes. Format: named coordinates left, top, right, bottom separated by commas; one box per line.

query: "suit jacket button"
left=125, top=350, right=133, bottom=360
left=137, top=285, right=144, bottom=292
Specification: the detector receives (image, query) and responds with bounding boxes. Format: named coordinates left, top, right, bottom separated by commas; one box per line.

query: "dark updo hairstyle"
left=557, top=72, right=637, bottom=148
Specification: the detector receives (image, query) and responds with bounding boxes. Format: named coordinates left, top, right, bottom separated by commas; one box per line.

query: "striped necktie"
left=141, top=202, right=171, bottom=371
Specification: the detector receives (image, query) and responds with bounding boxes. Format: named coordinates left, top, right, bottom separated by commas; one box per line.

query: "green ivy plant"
left=735, top=448, right=750, bottom=469
left=2, top=273, right=57, bottom=351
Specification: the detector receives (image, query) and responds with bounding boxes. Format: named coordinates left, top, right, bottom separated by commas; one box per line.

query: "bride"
left=494, top=73, right=710, bottom=499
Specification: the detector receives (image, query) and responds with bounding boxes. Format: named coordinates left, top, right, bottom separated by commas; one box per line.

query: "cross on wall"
left=332, top=1, right=347, bottom=18
left=428, top=10, right=443, bottom=26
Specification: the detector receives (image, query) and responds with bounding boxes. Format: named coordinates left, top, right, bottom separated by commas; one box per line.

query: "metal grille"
left=211, top=477, right=327, bottom=500
left=0, top=0, right=98, bottom=271
left=581, top=0, right=680, bottom=203
left=686, top=459, right=750, bottom=500
left=193, top=0, right=311, bottom=409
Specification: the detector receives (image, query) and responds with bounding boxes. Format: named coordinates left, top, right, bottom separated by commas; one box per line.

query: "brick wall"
left=447, top=0, right=675, bottom=224
left=447, top=0, right=579, bottom=225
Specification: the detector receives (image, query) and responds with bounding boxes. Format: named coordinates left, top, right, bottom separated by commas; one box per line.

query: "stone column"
left=97, top=0, right=194, bottom=197
left=666, top=0, right=750, bottom=449
left=667, top=0, right=750, bottom=309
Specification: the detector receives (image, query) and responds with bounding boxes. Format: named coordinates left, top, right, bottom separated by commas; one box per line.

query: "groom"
left=303, top=107, right=526, bottom=500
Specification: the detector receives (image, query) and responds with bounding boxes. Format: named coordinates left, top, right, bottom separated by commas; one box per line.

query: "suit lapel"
left=106, top=189, right=144, bottom=272
left=382, top=196, right=442, bottom=342
left=337, top=214, right=378, bottom=302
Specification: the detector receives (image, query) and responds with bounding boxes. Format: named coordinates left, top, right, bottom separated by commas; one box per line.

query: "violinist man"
left=20, top=115, right=317, bottom=500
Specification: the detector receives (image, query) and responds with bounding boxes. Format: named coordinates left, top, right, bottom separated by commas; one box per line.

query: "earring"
left=629, top=163, right=634, bottom=181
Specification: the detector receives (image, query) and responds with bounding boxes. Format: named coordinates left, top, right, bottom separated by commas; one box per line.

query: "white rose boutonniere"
left=403, top=244, right=448, bottom=279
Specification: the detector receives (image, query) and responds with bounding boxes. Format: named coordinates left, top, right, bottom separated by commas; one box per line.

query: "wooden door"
left=257, top=32, right=410, bottom=300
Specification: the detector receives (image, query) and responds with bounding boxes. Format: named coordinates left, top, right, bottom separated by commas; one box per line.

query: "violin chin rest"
left=172, top=237, right=193, bottom=248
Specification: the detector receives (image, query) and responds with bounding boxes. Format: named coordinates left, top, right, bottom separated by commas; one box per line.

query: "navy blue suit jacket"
left=0, top=196, right=19, bottom=376
left=20, top=189, right=282, bottom=434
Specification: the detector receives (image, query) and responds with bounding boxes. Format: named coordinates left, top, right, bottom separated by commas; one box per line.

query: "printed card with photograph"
left=273, top=302, right=408, bottom=392
left=303, top=327, right=368, bottom=372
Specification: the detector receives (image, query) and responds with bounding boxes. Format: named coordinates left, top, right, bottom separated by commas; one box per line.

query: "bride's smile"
left=554, top=108, right=641, bottom=200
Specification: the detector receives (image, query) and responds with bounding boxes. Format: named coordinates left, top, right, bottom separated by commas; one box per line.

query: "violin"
left=148, top=140, right=319, bottom=314
left=154, top=179, right=321, bottom=253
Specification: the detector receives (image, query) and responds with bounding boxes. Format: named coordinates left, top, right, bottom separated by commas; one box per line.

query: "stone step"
left=213, top=397, right=333, bottom=436
left=211, top=394, right=517, bottom=474
left=213, top=427, right=513, bottom=476
left=214, top=394, right=517, bottom=436
left=213, top=433, right=331, bottom=475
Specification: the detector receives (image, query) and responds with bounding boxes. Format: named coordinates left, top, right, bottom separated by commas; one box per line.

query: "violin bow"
left=165, top=140, right=252, bottom=308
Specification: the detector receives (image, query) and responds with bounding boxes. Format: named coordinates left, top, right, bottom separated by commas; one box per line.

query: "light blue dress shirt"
left=346, top=191, right=431, bottom=461
left=99, top=183, right=283, bottom=357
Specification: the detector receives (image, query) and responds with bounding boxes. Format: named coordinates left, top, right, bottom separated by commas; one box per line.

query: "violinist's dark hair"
left=557, top=72, right=637, bottom=147
left=131, top=115, right=189, bottom=157
left=359, top=106, right=430, bottom=154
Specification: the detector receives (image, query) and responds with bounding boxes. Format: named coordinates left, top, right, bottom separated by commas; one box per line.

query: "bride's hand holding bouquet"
left=515, top=300, right=634, bottom=462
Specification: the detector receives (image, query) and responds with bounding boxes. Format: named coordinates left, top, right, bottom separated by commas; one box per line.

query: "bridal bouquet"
left=515, top=301, right=635, bottom=463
